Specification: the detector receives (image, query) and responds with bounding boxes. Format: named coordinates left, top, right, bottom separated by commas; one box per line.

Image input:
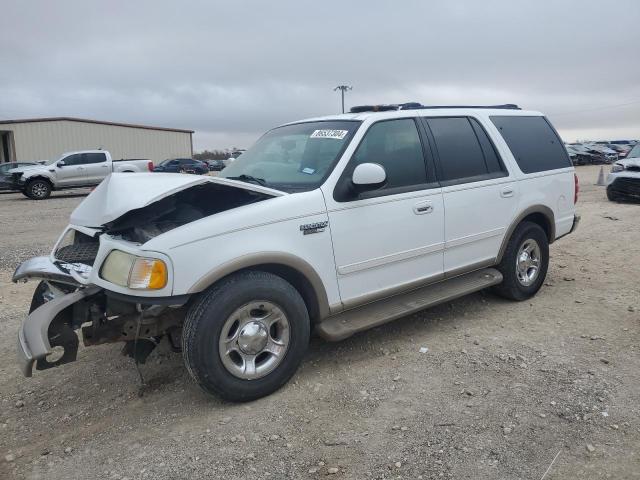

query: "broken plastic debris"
left=419, top=347, right=429, bottom=353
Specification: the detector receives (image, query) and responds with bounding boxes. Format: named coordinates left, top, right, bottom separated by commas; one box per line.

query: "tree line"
left=192, top=150, right=229, bottom=160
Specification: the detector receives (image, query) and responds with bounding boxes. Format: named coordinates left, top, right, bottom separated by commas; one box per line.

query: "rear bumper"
left=556, top=214, right=580, bottom=242
left=570, top=214, right=580, bottom=234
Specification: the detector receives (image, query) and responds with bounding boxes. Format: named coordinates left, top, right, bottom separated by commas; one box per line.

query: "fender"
left=187, top=251, right=332, bottom=319
left=496, top=205, right=555, bottom=264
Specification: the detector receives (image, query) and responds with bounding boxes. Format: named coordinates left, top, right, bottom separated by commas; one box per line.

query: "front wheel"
left=24, top=179, right=52, bottom=200
left=493, top=221, right=549, bottom=301
left=182, top=271, right=310, bottom=402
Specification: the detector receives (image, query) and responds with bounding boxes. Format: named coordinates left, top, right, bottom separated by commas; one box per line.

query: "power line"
left=549, top=99, right=640, bottom=117
left=334, top=85, right=352, bottom=114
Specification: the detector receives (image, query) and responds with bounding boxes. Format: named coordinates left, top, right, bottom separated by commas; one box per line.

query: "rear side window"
left=83, top=153, right=106, bottom=164
left=490, top=116, right=571, bottom=173
left=424, top=117, right=506, bottom=184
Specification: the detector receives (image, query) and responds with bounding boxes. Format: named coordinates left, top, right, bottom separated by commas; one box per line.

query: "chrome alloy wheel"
left=516, top=239, right=542, bottom=287
left=218, top=301, right=290, bottom=380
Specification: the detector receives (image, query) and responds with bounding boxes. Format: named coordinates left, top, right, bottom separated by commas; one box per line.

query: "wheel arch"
left=25, top=175, right=54, bottom=187
left=496, top=206, right=555, bottom=263
left=187, top=252, right=331, bottom=322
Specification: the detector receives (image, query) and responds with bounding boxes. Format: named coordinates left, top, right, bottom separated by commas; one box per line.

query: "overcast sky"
left=1, top=0, right=639, bottom=150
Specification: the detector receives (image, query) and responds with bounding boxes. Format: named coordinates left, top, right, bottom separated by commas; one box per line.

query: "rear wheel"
left=493, top=222, right=549, bottom=301
left=24, top=179, right=52, bottom=200
left=182, top=271, right=310, bottom=402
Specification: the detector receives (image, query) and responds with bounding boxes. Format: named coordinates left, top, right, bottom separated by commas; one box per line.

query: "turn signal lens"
left=129, top=258, right=167, bottom=290
left=100, top=250, right=168, bottom=290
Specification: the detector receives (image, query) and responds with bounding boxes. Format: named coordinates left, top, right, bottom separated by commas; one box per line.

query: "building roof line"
left=0, top=116, right=194, bottom=134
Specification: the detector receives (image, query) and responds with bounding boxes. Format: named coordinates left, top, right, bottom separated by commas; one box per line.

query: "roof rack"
left=349, top=103, right=521, bottom=113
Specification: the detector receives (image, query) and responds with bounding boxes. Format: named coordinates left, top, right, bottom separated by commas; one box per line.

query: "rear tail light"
left=574, top=173, right=579, bottom=204
left=147, top=161, right=154, bottom=172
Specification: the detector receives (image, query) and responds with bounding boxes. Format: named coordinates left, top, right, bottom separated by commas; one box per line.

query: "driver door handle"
left=413, top=201, right=434, bottom=215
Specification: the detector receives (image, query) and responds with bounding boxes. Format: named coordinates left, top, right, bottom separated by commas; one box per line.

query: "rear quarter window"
left=490, top=116, right=571, bottom=173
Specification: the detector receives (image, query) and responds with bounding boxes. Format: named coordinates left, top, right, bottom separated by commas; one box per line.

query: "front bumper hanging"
left=13, top=256, right=81, bottom=287
left=17, top=286, right=101, bottom=377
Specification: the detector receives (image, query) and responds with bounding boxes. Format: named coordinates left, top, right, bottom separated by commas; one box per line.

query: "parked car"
left=224, top=149, right=245, bottom=166
left=0, top=162, right=37, bottom=191
left=153, top=158, right=208, bottom=175
left=607, top=143, right=640, bottom=201
left=207, top=159, right=226, bottom=171
left=13, top=103, right=579, bottom=402
left=8, top=151, right=153, bottom=200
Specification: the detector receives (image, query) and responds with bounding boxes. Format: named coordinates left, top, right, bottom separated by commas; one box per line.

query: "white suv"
left=14, top=103, right=579, bottom=401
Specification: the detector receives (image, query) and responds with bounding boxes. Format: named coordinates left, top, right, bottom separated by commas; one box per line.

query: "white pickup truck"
left=13, top=103, right=579, bottom=402
left=9, top=150, right=154, bottom=199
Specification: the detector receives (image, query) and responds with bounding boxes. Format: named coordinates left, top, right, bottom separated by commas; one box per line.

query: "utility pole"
left=334, top=85, right=352, bottom=113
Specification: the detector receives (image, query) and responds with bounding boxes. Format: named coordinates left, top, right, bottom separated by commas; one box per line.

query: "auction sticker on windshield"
left=310, top=129, right=348, bottom=140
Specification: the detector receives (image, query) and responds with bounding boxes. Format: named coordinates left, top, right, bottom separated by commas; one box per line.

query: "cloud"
left=1, top=0, right=639, bottom=148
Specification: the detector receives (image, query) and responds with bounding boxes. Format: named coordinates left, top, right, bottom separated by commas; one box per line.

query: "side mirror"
left=57, top=160, right=66, bottom=168
left=352, top=163, right=386, bottom=190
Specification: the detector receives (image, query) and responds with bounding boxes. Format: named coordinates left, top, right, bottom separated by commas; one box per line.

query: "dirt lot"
left=0, top=166, right=638, bottom=479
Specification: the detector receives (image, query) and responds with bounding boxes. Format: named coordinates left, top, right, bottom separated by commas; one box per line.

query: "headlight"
left=611, top=163, right=625, bottom=173
left=100, top=250, right=167, bottom=290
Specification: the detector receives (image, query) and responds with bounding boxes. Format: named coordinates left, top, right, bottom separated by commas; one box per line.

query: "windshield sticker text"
left=310, top=129, right=348, bottom=140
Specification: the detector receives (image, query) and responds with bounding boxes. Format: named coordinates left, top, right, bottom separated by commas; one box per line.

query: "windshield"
left=627, top=143, right=640, bottom=159
left=220, top=120, right=360, bottom=191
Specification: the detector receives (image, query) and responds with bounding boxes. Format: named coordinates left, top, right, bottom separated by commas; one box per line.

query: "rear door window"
left=423, top=117, right=506, bottom=185
left=490, top=116, right=571, bottom=173
left=83, top=153, right=107, bottom=164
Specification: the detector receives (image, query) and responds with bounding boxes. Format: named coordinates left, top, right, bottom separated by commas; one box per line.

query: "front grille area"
left=54, top=229, right=100, bottom=266
left=55, top=243, right=100, bottom=265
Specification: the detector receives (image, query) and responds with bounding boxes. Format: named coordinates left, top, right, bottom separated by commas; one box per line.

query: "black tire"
left=493, top=221, right=549, bottom=301
left=24, top=178, right=52, bottom=200
left=182, top=271, right=310, bottom=402
left=606, top=187, right=618, bottom=202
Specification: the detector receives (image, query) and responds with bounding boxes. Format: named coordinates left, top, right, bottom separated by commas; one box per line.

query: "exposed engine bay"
left=103, top=182, right=272, bottom=243
left=15, top=177, right=282, bottom=376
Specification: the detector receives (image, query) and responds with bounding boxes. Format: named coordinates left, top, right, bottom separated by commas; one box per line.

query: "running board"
left=316, top=268, right=502, bottom=341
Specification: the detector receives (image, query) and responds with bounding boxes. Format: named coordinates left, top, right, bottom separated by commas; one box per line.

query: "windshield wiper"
left=226, top=174, right=267, bottom=186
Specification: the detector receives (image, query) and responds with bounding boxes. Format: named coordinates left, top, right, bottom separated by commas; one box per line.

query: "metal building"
left=0, top=117, right=194, bottom=165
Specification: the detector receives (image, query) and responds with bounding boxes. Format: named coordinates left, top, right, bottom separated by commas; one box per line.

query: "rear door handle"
left=413, top=201, right=434, bottom=214
left=500, top=187, right=514, bottom=198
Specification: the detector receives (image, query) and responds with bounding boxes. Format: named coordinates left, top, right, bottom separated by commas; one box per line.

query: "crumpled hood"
left=70, top=172, right=285, bottom=227
left=7, top=164, right=47, bottom=175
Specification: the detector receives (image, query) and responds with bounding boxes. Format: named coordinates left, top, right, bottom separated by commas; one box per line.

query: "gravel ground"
left=0, top=166, right=638, bottom=479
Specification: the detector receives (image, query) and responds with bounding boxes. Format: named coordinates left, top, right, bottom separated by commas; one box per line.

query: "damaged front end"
left=14, top=266, right=187, bottom=377
left=14, top=173, right=283, bottom=377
